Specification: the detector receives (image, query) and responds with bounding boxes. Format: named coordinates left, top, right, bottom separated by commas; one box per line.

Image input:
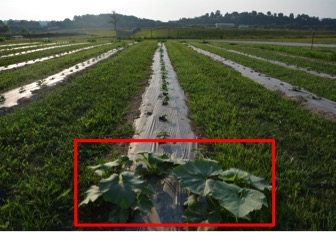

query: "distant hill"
left=1, top=11, right=336, bottom=34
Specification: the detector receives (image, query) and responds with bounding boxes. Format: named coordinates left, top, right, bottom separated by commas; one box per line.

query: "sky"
left=0, top=0, right=335, bottom=22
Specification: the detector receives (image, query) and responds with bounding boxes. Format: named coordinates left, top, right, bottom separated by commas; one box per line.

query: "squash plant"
left=79, top=152, right=271, bottom=224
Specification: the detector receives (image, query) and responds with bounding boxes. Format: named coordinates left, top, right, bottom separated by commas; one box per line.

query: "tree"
left=109, top=11, right=120, bottom=30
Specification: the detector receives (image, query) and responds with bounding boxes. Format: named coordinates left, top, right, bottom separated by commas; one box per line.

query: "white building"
left=215, top=23, right=235, bottom=28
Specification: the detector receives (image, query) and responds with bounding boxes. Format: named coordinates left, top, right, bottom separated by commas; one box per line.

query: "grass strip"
left=191, top=42, right=336, bottom=102
left=0, top=41, right=157, bottom=230
left=237, top=42, right=336, bottom=62
left=212, top=42, right=336, bottom=76
left=166, top=41, right=336, bottom=230
left=0, top=42, right=122, bottom=93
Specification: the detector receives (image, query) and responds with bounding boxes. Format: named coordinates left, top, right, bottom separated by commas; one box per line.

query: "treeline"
left=1, top=11, right=336, bottom=34
left=174, top=10, right=336, bottom=29
left=1, top=13, right=165, bottom=33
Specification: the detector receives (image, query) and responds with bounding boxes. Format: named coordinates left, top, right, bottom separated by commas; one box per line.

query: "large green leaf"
left=173, top=159, right=223, bottom=196
left=183, top=201, right=208, bottom=222
left=220, top=168, right=271, bottom=191
left=108, top=206, right=129, bottom=223
left=132, top=193, right=153, bottom=213
left=79, top=185, right=102, bottom=207
left=207, top=179, right=268, bottom=218
left=183, top=200, right=222, bottom=225
left=89, top=160, right=120, bottom=177
left=99, top=171, right=144, bottom=209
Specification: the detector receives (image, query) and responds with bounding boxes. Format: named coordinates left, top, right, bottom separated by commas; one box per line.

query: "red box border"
left=74, top=138, right=276, bottom=228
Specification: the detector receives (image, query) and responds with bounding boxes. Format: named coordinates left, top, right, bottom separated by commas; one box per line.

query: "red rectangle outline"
left=74, top=138, right=276, bottom=228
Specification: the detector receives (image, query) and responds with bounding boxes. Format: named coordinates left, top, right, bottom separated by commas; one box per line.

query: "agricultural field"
left=134, top=27, right=336, bottom=43
left=0, top=34, right=336, bottom=231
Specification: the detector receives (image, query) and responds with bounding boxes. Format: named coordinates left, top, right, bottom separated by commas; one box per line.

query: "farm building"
left=215, top=23, right=235, bottom=28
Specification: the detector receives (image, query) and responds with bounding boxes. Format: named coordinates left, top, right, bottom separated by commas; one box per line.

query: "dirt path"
left=0, top=44, right=134, bottom=109
left=127, top=43, right=196, bottom=228
left=189, top=44, right=336, bottom=120
left=209, top=44, right=336, bottom=79
left=213, top=40, right=336, bottom=48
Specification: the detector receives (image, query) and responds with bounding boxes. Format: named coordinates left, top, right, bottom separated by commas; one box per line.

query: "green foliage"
left=0, top=41, right=157, bottom=230
left=80, top=153, right=271, bottom=224
left=165, top=41, right=336, bottom=230
left=200, top=42, right=336, bottom=101
left=0, top=42, right=122, bottom=92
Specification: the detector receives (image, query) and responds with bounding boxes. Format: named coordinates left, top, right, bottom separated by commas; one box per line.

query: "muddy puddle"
left=127, top=44, right=196, bottom=227
left=0, top=42, right=87, bottom=59
left=209, top=45, right=336, bottom=79
left=0, top=43, right=113, bottom=72
left=189, top=44, right=336, bottom=119
left=0, top=44, right=132, bottom=109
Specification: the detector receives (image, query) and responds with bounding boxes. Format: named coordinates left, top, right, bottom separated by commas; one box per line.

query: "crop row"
left=191, top=42, right=336, bottom=102
left=230, top=42, right=336, bottom=62
left=166, top=41, right=336, bottom=230
left=0, top=42, right=93, bottom=67
left=211, top=42, right=336, bottom=76
left=0, top=42, right=122, bottom=93
left=0, top=41, right=157, bottom=230
left=0, top=42, right=40, bottom=48
left=0, top=42, right=60, bottom=55
left=0, top=42, right=116, bottom=72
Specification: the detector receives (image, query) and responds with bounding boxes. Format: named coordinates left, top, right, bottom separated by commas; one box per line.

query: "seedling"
left=36, top=79, right=46, bottom=87
left=291, top=86, right=301, bottom=92
left=156, top=131, right=169, bottom=139
left=159, top=114, right=168, bottom=122
left=0, top=95, right=5, bottom=103
left=19, top=87, right=26, bottom=93
left=162, top=95, right=169, bottom=105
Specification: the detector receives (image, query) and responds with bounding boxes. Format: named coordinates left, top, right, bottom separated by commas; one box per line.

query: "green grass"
left=190, top=42, right=336, bottom=102
left=166, top=41, right=336, bottom=230
left=236, top=43, right=336, bottom=62
left=211, top=42, right=336, bottom=75
left=0, top=40, right=157, bottom=230
left=134, top=27, right=336, bottom=43
left=0, top=42, right=122, bottom=92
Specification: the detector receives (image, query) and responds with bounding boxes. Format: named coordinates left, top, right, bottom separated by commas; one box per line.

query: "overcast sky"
left=0, top=0, right=335, bottom=22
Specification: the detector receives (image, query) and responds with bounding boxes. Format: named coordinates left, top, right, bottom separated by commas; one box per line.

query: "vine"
left=79, top=152, right=271, bottom=225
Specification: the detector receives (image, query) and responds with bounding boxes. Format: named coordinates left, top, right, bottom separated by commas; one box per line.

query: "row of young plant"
left=0, top=42, right=123, bottom=93
left=78, top=43, right=272, bottom=226
left=160, top=44, right=170, bottom=107
left=0, top=42, right=93, bottom=67
left=165, top=41, right=336, bottom=230
left=238, top=42, right=336, bottom=62
left=0, top=42, right=60, bottom=56
left=191, top=42, right=336, bottom=102
left=0, top=41, right=158, bottom=230
left=211, top=42, right=336, bottom=76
